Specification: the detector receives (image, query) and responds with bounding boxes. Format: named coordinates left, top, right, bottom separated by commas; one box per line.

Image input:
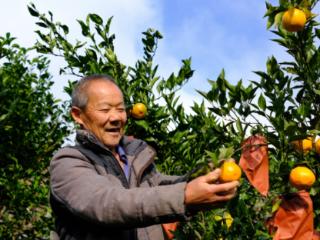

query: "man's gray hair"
left=71, top=74, right=117, bottom=109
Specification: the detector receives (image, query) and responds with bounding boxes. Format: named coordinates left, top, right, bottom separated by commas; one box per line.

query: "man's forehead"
left=86, top=80, right=123, bottom=96
left=95, top=100, right=125, bottom=107
left=87, top=78, right=120, bottom=90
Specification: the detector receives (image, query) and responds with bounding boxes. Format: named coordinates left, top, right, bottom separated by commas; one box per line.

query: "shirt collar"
left=116, top=145, right=128, bottom=163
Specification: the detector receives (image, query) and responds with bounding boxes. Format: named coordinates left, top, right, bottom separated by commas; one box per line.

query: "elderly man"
left=50, top=74, right=239, bottom=240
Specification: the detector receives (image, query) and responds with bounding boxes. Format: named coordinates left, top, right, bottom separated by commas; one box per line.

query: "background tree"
left=0, top=33, right=68, bottom=238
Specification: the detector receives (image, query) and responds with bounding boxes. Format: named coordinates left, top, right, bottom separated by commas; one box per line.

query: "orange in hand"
left=219, top=161, right=242, bottom=182
left=289, top=166, right=316, bottom=189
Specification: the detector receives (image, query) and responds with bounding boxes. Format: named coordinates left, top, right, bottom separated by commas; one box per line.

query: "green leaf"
left=284, top=120, right=297, bottom=134
left=60, top=24, right=69, bottom=35
left=218, top=147, right=234, bottom=161
left=105, top=17, right=113, bottom=33
left=272, top=199, right=282, bottom=213
left=134, top=120, right=149, bottom=131
left=218, top=91, right=226, bottom=106
left=266, top=16, right=275, bottom=29
left=236, top=118, right=243, bottom=135
left=36, top=22, right=48, bottom=28
left=89, top=14, right=103, bottom=25
left=27, top=4, right=39, bottom=17
left=313, top=88, right=320, bottom=95
left=297, top=103, right=308, bottom=116
left=205, top=150, right=218, bottom=166
left=274, top=12, right=284, bottom=28
left=258, top=94, right=266, bottom=110
left=77, top=20, right=90, bottom=36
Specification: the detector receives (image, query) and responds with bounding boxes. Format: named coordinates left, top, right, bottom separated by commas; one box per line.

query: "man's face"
left=73, top=80, right=127, bottom=150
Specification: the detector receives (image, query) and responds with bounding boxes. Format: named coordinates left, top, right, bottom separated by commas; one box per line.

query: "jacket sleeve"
left=50, top=148, right=189, bottom=228
left=144, top=164, right=189, bottom=185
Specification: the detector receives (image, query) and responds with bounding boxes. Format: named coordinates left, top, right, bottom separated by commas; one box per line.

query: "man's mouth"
left=106, top=128, right=121, bottom=133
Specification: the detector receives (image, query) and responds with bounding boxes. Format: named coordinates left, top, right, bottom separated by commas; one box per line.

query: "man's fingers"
left=205, top=168, right=221, bottom=183
left=224, top=158, right=235, bottom=163
left=213, top=180, right=239, bottom=194
left=212, top=181, right=239, bottom=202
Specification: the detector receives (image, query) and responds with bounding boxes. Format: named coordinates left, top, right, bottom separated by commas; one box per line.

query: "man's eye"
left=100, top=109, right=110, bottom=113
left=117, top=108, right=125, bottom=112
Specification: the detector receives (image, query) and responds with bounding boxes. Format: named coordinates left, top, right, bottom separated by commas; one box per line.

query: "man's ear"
left=71, top=106, right=85, bottom=127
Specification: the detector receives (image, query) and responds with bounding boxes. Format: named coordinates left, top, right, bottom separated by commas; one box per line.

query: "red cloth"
left=239, top=135, right=269, bottom=196
left=267, top=191, right=319, bottom=240
left=162, top=222, right=179, bottom=240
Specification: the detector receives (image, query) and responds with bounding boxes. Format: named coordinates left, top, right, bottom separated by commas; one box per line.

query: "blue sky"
left=1, top=0, right=290, bottom=106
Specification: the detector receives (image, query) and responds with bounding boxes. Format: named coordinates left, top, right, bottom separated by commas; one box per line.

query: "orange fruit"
left=315, top=139, right=320, bottom=155
left=292, top=138, right=313, bottom=153
left=282, top=8, right=307, bottom=32
left=131, top=103, right=147, bottom=119
left=219, top=161, right=242, bottom=182
left=289, top=166, right=316, bottom=189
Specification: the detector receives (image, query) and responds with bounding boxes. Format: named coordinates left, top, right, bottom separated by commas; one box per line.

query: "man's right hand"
left=184, top=168, right=239, bottom=209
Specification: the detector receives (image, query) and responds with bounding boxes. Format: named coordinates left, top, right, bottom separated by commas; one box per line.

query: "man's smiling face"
left=73, top=79, right=127, bottom=151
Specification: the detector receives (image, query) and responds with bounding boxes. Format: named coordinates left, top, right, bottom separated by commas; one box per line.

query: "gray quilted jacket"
left=50, top=130, right=189, bottom=240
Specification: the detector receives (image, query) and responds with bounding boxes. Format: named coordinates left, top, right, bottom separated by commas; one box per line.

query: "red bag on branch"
left=239, top=135, right=269, bottom=196
left=267, top=191, right=319, bottom=240
left=162, top=222, right=179, bottom=240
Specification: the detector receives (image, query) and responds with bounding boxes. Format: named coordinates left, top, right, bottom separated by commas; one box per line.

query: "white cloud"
left=27, top=0, right=162, bottom=66
left=177, top=89, right=203, bottom=114
left=0, top=0, right=164, bottom=101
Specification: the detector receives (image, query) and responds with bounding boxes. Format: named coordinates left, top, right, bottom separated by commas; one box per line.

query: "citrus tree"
left=0, top=34, right=68, bottom=238
left=26, top=0, right=320, bottom=238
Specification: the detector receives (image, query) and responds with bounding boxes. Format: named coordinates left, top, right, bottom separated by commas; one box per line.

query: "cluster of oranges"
left=276, top=7, right=315, bottom=190
left=214, top=7, right=311, bottom=188
left=129, top=102, right=317, bottom=191
left=211, top=136, right=320, bottom=190
left=289, top=137, right=320, bottom=189
left=291, top=137, right=320, bottom=154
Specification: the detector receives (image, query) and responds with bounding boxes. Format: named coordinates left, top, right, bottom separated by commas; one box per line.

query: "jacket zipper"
left=102, top=149, right=130, bottom=188
left=135, top=148, right=156, bottom=187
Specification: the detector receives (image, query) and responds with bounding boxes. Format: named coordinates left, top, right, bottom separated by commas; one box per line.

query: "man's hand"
left=184, top=168, right=239, bottom=208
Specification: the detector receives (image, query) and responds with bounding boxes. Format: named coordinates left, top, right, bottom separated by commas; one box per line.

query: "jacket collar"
left=75, top=129, right=109, bottom=153
left=75, top=130, right=156, bottom=182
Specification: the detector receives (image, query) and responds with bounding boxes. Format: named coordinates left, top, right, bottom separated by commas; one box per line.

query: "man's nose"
left=109, top=110, right=122, bottom=122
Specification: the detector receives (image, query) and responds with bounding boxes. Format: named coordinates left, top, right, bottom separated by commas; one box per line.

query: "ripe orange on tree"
left=315, top=139, right=320, bottom=155
left=291, top=137, right=313, bottom=153
left=219, top=161, right=242, bottom=182
left=289, top=166, right=316, bottom=189
left=130, top=103, right=147, bottom=119
left=282, top=8, right=307, bottom=32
